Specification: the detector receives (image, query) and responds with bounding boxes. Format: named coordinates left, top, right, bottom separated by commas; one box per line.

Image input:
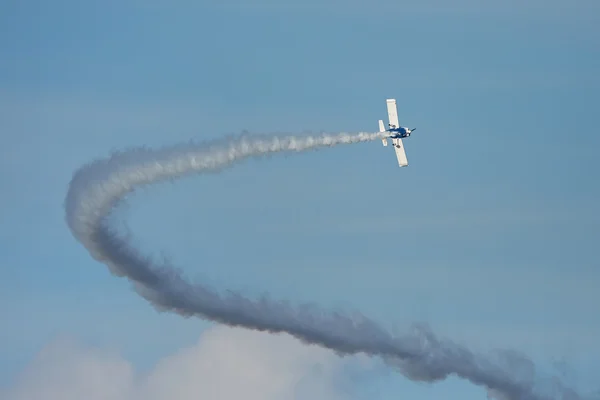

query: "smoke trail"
left=65, top=131, right=585, bottom=400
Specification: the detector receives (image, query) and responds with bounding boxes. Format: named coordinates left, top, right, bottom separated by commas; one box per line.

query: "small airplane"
left=378, top=98, right=416, bottom=167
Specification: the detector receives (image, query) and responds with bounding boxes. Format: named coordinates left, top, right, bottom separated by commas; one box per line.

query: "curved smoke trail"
left=65, top=131, right=584, bottom=400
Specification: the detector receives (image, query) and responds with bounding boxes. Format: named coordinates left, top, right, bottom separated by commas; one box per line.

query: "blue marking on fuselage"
left=387, top=127, right=410, bottom=138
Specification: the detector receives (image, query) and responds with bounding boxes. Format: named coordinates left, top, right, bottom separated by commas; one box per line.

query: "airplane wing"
left=386, top=99, right=400, bottom=129
left=392, top=138, right=408, bottom=167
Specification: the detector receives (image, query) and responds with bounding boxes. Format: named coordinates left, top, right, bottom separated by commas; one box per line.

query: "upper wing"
left=392, top=138, right=408, bottom=167
left=386, top=99, right=400, bottom=128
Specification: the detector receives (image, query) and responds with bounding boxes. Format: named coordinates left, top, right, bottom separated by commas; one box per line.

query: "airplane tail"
left=379, top=120, right=387, bottom=146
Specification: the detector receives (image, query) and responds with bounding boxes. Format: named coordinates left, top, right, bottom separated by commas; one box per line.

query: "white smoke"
left=64, top=131, right=590, bottom=400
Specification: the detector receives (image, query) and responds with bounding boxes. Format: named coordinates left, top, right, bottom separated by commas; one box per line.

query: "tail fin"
left=379, top=120, right=388, bottom=146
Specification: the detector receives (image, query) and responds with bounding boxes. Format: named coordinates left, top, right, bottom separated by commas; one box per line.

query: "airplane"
left=378, top=98, right=416, bottom=167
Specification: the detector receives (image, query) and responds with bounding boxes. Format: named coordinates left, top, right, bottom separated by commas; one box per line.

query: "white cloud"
left=4, top=326, right=348, bottom=400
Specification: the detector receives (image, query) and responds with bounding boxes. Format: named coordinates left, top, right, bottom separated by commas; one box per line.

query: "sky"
left=1, top=0, right=599, bottom=399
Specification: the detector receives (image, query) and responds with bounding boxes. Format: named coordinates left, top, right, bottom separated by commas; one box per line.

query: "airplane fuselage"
left=386, top=126, right=412, bottom=138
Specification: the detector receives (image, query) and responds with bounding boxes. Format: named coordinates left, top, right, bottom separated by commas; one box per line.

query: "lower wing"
left=392, top=138, right=408, bottom=167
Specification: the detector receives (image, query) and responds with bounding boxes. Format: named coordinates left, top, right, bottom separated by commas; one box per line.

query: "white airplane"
left=378, top=98, right=416, bottom=167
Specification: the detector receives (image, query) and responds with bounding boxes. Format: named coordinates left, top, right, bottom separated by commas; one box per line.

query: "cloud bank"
left=4, top=326, right=346, bottom=400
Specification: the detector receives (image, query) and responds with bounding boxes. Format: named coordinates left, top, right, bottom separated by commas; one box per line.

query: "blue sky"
left=1, top=0, right=599, bottom=398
